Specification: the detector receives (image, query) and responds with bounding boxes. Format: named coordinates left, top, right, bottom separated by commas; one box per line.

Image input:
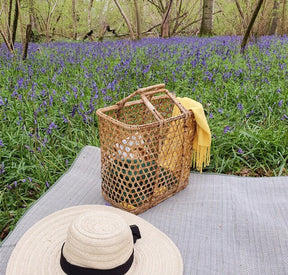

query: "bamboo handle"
left=141, top=88, right=189, bottom=117
left=116, top=83, right=165, bottom=110
left=141, top=94, right=164, bottom=122
left=116, top=84, right=189, bottom=121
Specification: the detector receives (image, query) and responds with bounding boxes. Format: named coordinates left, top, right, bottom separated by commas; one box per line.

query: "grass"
left=0, top=35, right=287, bottom=241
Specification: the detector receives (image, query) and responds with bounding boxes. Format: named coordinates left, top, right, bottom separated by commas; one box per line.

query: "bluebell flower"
left=71, top=105, right=78, bottom=117
left=246, top=110, right=254, bottom=118
left=223, top=126, right=232, bottom=133
left=0, top=163, right=5, bottom=174
left=238, top=148, right=244, bottom=154
left=25, top=145, right=34, bottom=153
left=49, top=122, right=57, bottom=130
left=237, top=103, right=243, bottom=111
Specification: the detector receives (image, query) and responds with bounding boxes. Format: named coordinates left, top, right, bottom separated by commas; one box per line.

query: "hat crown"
left=63, top=211, right=134, bottom=270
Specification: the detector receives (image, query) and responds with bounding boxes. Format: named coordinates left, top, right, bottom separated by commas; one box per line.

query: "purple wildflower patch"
left=237, top=148, right=244, bottom=154
left=223, top=126, right=232, bottom=133
left=237, top=103, right=243, bottom=111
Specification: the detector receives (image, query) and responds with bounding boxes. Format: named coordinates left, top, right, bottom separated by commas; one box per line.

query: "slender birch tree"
left=88, top=0, right=94, bottom=31
left=199, top=0, right=214, bottom=36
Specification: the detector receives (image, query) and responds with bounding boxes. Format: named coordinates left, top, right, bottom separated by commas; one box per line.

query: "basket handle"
left=142, top=88, right=189, bottom=118
left=116, top=83, right=189, bottom=121
left=116, top=83, right=165, bottom=110
left=140, top=93, right=164, bottom=122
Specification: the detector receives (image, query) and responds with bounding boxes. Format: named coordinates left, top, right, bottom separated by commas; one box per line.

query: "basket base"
left=102, top=178, right=189, bottom=215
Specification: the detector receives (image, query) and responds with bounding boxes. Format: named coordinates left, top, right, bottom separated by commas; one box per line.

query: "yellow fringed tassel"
left=192, top=145, right=211, bottom=173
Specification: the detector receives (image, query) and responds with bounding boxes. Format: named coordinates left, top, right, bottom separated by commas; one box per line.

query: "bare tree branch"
left=161, top=0, right=173, bottom=37
left=175, top=9, right=222, bottom=35
left=234, top=0, right=246, bottom=29
left=172, top=0, right=183, bottom=34
left=172, top=11, right=188, bottom=35
left=113, top=0, right=135, bottom=40
left=240, top=0, right=264, bottom=53
left=0, top=28, right=14, bottom=54
left=147, top=0, right=162, bottom=12
left=46, top=0, right=59, bottom=40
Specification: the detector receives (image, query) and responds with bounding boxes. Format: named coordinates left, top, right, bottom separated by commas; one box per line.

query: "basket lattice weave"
left=96, top=84, right=196, bottom=214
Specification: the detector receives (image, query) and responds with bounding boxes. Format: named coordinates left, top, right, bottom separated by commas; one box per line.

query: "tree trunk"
left=281, top=0, right=287, bottom=35
left=240, top=0, right=264, bottom=53
left=7, top=0, right=13, bottom=44
left=161, top=0, right=173, bottom=38
left=0, top=29, right=15, bottom=54
left=134, top=0, right=141, bottom=39
left=46, top=0, right=60, bottom=41
left=8, top=0, right=13, bottom=26
left=72, top=0, right=77, bottom=40
left=22, top=24, right=32, bottom=60
left=269, top=0, right=279, bottom=35
left=88, top=0, right=94, bottom=31
left=98, top=23, right=108, bottom=42
left=113, top=0, right=135, bottom=40
left=11, top=0, right=20, bottom=47
left=28, top=0, right=38, bottom=31
left=17, top=0, right=25, bottom=43
left=199, top=0, right=214, bottom=36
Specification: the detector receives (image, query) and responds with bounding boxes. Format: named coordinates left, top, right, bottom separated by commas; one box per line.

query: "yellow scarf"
left=176, top=97, right=211, bottom=172
left=159, top=97, right=211, bottom=173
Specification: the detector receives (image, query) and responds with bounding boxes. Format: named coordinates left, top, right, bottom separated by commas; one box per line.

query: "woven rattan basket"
left=96, top=84, right=196, bottom=214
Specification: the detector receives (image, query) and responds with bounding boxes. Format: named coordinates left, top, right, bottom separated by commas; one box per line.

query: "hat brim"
left=6, top=205, right=183, bottom=275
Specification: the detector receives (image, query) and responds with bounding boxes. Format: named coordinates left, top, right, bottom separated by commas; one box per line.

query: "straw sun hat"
left=6, top=205, right=183, bottom=274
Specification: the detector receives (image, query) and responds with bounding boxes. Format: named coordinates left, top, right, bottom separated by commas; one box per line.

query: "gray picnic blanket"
left=0, top=146, right=288, bottom=274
